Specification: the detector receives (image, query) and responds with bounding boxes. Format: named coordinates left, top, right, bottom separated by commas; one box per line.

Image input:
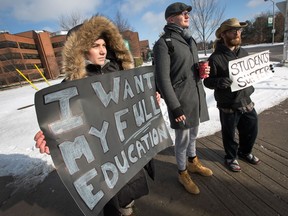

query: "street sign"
left=267, top=16, right=273, bottom=27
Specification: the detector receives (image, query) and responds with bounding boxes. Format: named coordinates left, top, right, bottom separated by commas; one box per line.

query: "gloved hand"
left=269, top=64, right=275, bottom=73
left=217, top=77, right=233, bottom=89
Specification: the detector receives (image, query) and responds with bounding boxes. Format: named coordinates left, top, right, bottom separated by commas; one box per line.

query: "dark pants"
left=219, top=108, right=258, bottom=160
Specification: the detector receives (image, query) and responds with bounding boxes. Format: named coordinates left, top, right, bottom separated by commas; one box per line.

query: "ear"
left=220, top=32, right=226, bottom=38
left=166, top=16, right=174, bottom=23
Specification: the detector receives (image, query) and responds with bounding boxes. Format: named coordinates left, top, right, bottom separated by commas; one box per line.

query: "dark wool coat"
left=153, top=25, right=209, bottom=129
left=61, top=16, right=151, bottom=215
left=204, top=42, right=255, bottom=109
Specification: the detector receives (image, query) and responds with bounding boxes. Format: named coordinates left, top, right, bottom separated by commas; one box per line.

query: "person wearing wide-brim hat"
left=204, top=18, right=260, bottom=172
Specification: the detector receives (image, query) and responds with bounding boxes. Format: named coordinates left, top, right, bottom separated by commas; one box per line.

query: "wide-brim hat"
left=215, top=18, right=247, bottom=38
left=165, top=2, right=192, bottom=19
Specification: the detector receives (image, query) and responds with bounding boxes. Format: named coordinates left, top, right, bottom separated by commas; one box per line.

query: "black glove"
left=269, top=64, right=275, bottom=73
left=217, top=77, right=233, bottom=89
left=171, top=107, right=184, bottom=119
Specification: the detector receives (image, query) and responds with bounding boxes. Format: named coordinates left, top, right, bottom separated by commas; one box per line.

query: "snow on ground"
left=1, top=48, right=287, bottom=192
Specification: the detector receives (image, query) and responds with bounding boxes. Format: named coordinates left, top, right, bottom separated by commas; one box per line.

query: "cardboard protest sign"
left=34, top=66, right=173, bottom=216
left=229, top=50, right=273, bottom=92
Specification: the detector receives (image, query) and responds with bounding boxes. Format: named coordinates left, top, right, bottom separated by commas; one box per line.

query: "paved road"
left=199, top=43, right=284, bottom=62
left=245, top=44, right=283, bottom=62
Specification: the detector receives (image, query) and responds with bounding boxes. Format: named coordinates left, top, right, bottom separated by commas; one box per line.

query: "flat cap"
left=165, top=2, right=192, bottom=19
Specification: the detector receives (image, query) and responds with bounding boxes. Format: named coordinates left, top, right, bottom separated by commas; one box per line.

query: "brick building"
left=121, top=30, right=152, bottom=64
left=0, top=30, right=66, bottom=86
left=122, top=30, right=141, bottom=58
left=0, top=29, right=150, bottom=86
left=139, top=40, right=151, bottom=61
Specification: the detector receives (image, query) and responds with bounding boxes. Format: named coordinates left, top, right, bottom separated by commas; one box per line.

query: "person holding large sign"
left=153, top=2, right=213, bottom=195
left=204, top=18, right=260, bottom=172
left=34, top=16, right=158, bottom=216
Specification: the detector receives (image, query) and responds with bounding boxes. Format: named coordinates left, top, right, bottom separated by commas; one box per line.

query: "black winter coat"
left=153, top=24, right=209, bottom=129
left=204, top=42, right=255, bottom=109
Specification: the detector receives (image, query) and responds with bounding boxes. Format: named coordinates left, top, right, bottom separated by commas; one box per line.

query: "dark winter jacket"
left=61, top=16, right=151, bottom=215
left=204, top=41, right=255, bottom=109
left=153, top=24, right=209, bottom=129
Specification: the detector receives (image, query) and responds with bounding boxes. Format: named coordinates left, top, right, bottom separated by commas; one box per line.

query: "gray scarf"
left=164, top=23, right=199, bottom=68
left=165, top=23, right=193, bottom=44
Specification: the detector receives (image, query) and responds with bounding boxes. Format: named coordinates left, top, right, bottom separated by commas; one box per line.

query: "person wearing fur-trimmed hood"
left=62, top=15, right=134, bottom=81
left=34, top=15, right=155, bottom=216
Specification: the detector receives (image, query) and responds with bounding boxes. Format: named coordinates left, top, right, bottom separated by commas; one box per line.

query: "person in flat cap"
left=204, top=18, right=260, bottom=172
left=153, top=2, right=213, bottom=195
left=164, top=2, right=192, bottom=20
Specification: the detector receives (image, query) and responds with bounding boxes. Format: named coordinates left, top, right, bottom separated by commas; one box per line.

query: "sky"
left=0, top=0, right=281, bottom=47
left=0, top=43, right=288, bottom=193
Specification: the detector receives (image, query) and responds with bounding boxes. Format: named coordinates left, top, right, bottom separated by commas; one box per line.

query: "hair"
left=213, top=38, right=223, bottom=50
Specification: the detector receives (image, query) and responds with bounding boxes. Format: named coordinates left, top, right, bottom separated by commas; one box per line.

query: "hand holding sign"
left=34, top=66, right=173, bottom=216
left=217, top=77, right=233, bottom=89
left=34, top=130, right=50, bottom=154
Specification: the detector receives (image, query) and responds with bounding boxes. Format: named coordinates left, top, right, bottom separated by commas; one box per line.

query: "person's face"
left=168, top=11, right=190, bottom=28
left=222, top=28, right=242, bottom=47
left=87, top=38, right=107, bottom=66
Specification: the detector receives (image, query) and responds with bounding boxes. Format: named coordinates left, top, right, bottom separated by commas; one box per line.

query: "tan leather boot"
left=188, top=156, right=213, bottom=176
left=178, top=170, right=200, bottom=194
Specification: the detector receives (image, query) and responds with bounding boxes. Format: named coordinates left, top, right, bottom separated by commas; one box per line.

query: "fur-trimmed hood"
left=62, top=16, right=134, bottom=80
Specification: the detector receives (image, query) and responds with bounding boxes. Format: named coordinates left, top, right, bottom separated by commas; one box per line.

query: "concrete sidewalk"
left=1, top=99, right=288, bottom=216
left=135, top=98, right=288, bottom=216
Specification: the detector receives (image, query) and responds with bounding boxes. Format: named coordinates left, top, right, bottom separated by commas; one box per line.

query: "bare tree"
left=272, top=12, right=284, bottom=42
left=113, top=10, right=134, bottom=33
left=189, top=0, right=225, bottom=55
left=251, top=14, right=268, bottom=43
left=58, top=10, right=133, bottom=33
left=58, top=11, right=87, bottom=30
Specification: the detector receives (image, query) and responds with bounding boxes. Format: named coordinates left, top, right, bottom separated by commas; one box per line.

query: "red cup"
left=198, top=61, right=209, bottom=79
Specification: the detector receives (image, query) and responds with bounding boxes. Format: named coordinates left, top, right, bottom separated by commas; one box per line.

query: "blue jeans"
left=175, top=126, right=199, bottom=171
left=219, top=108, right=258, bottom=160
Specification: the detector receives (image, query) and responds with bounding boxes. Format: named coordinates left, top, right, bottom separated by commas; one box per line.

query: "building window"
left=26, top=64, right=35, bottom=69
left=19, top=42, right=37, bottom=50
left=23, top=53, right=40, bottom=59
left=0, top=53, right=22, bottom=61
left=15, top=64, right=25, bottom=70
left=0, top=41, right=18, bottom=49
left=35, top=63, right=42, bottom=68
left=52, top=41, right=65, bottom=48
left=3, top=65, right=16, bottom=72
left=26, top=63, right=43, bottom=69
left=3, top=64, right=25, bottom=72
